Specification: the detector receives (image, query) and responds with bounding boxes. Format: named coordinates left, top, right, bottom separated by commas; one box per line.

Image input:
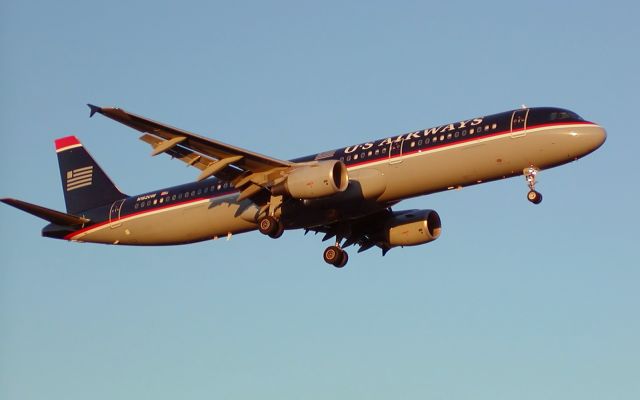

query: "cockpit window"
left=550, top=111, right=582, bottom=121
left=528, top=108, right=584, bottom=127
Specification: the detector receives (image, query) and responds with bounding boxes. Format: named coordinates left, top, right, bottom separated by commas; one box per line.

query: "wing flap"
left=139, top=134, right=245, bottom=182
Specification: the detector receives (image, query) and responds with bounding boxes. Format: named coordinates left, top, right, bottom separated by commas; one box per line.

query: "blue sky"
left=1, top=1, right=638, bottom=399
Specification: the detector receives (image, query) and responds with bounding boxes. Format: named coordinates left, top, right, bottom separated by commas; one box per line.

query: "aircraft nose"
left=573, top=124, right=607, bottom=154
left=587, top=124, right=607, bottom=150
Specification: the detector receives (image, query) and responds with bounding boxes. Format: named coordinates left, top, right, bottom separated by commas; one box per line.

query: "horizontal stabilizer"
left=1, top=198, right=90, bottom=226
left=87, top=103, right=102, bottom=118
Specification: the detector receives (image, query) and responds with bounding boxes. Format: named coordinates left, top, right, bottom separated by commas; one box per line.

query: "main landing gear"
left=258, top=215, right=284, bottom=239
left=257, top=195, right=285, bottom=239
left=524, top=166, right=543, bottom=205
left=323, top=244, right=349, bottom=268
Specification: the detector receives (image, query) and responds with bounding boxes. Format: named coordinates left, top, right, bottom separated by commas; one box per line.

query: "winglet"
left=87, top=103, right=102, bottom=118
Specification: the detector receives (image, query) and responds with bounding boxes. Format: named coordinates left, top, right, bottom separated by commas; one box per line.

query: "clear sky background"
left=1, top=1, right=638, bottom=399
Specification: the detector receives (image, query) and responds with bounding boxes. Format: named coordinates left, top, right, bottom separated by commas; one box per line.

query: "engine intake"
left=274, top=160, right=349, bottom=199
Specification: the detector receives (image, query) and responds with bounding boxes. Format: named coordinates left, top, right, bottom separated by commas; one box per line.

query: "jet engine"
left=380, top=209, right=442, bottom=247
left=273, top=160, right=349, bottom=199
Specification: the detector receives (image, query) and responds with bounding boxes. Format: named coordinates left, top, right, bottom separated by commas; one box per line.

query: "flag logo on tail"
left=66, top=166, right=93, bottom=191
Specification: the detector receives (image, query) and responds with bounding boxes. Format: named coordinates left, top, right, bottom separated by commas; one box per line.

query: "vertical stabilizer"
left=55, top=136, right=126, bottom=214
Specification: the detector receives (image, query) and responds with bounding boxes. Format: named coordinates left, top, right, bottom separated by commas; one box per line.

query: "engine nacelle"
left=384, top=209, right=442, bottom=247
left=273, top=160, right=349, bottom=199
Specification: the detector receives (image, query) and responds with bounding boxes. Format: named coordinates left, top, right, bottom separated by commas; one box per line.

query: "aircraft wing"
left=87, top=104, right=293, bottom=184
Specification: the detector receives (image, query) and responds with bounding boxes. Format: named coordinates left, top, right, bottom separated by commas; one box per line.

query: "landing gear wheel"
left=258, top=216, right=280, bottom=237
left=268, top=221, right=285, bottom=239
left=527, top=190, right=543, bottom=204
left=323, top=245, right=347, bottom=267
left=336, top=251, right=349, bottom=268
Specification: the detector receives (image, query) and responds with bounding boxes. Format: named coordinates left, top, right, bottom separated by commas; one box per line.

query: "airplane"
left=1, top=105, right=606, bottom=267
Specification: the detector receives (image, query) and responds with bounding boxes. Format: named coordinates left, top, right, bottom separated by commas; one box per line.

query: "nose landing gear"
left=524, top=167, right=543, bottom=204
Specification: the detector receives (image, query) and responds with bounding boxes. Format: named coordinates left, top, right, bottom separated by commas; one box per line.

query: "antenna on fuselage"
left=521, top=104, right=528, bottom=109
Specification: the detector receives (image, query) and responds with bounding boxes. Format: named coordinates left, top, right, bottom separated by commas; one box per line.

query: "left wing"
left=88, top=104, right=294, bottom=199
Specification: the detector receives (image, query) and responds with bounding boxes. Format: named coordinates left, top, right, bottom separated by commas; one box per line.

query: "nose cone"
left=573, top=124, right=607, bottom=156
left=589, top=125, right=607, bottom=149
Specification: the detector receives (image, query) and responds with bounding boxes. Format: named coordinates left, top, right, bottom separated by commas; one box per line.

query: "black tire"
left=323, top=246, right=344, bottom=266
left=527, top=190, right=543, bottom=204
left=258, top=216, right=278, bottom=235
left=268, top=221, right=285, bottom=239
left=335, top=251, right=348, bottom=268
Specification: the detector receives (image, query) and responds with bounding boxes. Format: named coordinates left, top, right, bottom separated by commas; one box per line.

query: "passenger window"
left=134, top=203, right=139, bottom=209
left=418, top=140, right=422, bottom=145
left=360, top=152, right=365, bottom=158
left=454, top=132, right=459, bottom=138
left=185, top=192, right=189, bottom=198
left=410, top=142, right=415, bottom=148
left=203, top=187, right=208, bottom=193
left=368, top=151, right=372, bottom=156
left=347, top=155, right=351, bottom=161
left=172, top=195, right=176, bottom=201
left=354, top=154, right=359, bottom=160
left=382, top=148, right=387, bottom=153
left=147, top=200, right=152, bottom=206
left=462, top=130, right=467, bottom=136
left=375, top=149, right=380, bottom=155
left=178, top=193, right=183, bottom=200
left=140, top=202, right=145, bottom=208
left=470, top=128, right=475, bottom=134
left=446, top=133, right=452, bottom=140
left=425, top=138, right=430, bottom=144
left=197, top=189, right=202, bottom=195
left=159, top=198, right=164, bottom=204
left=492, top=123, right=497, bottom=129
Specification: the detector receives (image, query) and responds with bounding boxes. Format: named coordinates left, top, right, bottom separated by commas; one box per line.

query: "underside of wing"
left=307, top=209, right=394, bottom=255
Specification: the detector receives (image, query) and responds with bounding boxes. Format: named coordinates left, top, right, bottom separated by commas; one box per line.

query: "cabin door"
left=388, top=139, right=405, bottom=165
left=109, top=199, right=126, bottom=228
left=510, top=109, right=529, bottom=138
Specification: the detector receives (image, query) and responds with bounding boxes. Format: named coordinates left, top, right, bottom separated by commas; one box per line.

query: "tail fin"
left=55, top=136, right=126, bottom=214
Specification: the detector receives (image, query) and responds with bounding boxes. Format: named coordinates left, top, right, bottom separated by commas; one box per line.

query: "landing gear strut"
left=323, top=243, right=349, bottom=268
left=524, top=166, right=543, bottom=204
left=257, top=195, right=284, bottom=239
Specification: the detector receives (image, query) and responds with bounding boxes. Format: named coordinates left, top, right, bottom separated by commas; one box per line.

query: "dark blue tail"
left=55, top=136, right=126, bottom=214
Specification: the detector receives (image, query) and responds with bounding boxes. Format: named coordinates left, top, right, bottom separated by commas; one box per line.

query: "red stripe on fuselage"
left=345, top=121, right=596, bottom=168
left=63, top=190, right=238, bottom=240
